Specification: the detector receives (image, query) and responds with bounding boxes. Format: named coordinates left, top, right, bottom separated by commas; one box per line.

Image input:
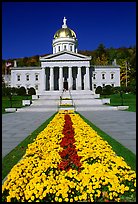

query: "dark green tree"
left=95, top=86, right=103, bottom=94
left=17, top=86, right=26, bottom=96
left=28, top=87, right=36, bottom=95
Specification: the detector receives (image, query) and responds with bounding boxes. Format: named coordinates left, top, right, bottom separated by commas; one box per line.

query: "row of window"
left=56, top=45, right=73, bottom=52
left=17, top=74, right=39, bottom=81
left=93, top=83, right=114, bottom=89
left=93, top=73, right=114, bottom=80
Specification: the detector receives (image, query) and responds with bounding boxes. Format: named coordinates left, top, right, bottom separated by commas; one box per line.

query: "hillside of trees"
left=2, top=44, right=136, bottom=87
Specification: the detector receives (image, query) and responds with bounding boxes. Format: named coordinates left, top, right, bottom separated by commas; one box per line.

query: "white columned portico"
left=68, top=67, right=72, bottom=90
left=85, top=67, right=90, bottom=90
left=59, top=67, right=63, bottom=91
left=50, top=67, right=54, bottom=90
left=77, top=67, right=82, bottom=90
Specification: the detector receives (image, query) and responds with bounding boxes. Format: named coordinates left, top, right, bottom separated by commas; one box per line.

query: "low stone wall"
left=102, top=98, right=110, bottom=104
left=32, top=95, right=39, bottom=100
left=5, top=108, right=17, bottom=113
left=22, top=100, right=31, bottom=106
left=117, top=106, right=129, bottom=110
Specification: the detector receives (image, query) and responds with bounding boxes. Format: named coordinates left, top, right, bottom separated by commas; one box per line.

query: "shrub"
left=95, top=86, right=103, bottom=94
left=11, top=87, right=18, bottom=96
left=17, top=86, right=26, bottom=96
left=28, top=87, right=36, bottom=95
left=102, top=85, right=113, bottom=95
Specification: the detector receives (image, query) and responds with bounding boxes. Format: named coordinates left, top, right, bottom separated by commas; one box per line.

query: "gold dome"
left=54, top=27, right=76, bottom=39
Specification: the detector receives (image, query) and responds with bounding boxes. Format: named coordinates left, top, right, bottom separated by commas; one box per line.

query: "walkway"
left=2, top=111, right=55, bottom=158
left=79, top=110, right=136, bottom=154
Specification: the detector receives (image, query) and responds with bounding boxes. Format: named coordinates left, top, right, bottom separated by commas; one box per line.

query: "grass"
left=2, top=95, right=32, bottom=114
left=100, top=93, right=136, bottom=112
left=77, top=112, right=136, bottom=171
left=2, top=112, right=57, bottom=181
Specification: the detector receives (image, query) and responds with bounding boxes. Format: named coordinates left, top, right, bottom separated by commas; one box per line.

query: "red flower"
left=58, top=114, right=82, bottom=172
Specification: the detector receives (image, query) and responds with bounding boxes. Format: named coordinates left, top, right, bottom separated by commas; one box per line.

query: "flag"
left=5, top=62, right=12, bottom=67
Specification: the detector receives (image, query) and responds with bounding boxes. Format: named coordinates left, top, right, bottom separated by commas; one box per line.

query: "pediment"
left=40, top=51, right=91, bottom=61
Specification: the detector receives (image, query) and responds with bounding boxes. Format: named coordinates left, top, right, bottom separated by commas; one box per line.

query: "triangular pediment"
left=40, top=51, right=91, bottom=61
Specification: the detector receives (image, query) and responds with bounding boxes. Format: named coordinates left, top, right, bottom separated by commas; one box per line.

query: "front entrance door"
left=63, top=81, right=68, bottom=90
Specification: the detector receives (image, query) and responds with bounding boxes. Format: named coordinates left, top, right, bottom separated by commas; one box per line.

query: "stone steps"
left=17, top=90, right=118, bottom=112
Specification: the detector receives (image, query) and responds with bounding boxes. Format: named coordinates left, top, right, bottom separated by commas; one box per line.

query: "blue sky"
left=2, top=2, right=136, bottom=60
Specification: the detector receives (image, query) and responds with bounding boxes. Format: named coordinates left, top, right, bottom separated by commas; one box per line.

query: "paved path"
left=2, top=111, right=55, bottom=158
left=2, top=107, right=136, bottom=158
left=79, top=110, right=136, bottom=155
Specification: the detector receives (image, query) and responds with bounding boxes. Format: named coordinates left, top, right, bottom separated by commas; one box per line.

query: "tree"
left=102, top=85, right=113, bottom=96
left=2, top=87, right=13, bottom=107
left=28, top=87, right=36, bottom=95
left=95, top=86, right=103, bottom=94
left=17, top=86, right=26, bottom=96
left=96, top=43, right=107, bottom=58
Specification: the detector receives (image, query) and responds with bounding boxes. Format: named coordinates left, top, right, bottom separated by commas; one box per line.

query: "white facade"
left=92, top=65, right=120, bottom=90
left=10, top=17, right=120, bottom=93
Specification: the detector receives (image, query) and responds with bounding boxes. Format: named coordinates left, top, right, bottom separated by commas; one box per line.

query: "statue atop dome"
left=62, top=17, right=67, bottom=28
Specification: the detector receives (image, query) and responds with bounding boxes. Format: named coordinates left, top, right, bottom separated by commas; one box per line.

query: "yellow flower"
left=125, top=186, right=129, bottom=191
left=59, top=198, right=62, bottom=202
left=65, top=197, right=69, bottom=202
left=55, top=197, right=58, bottom=202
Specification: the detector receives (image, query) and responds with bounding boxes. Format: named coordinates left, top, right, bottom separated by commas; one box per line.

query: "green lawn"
left=2, top=95, right=32, bottom=114
left=100, top=93, right=136, bottom=112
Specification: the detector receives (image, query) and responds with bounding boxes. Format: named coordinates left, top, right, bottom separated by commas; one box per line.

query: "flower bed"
left=2, top=110, right=136, bottom=202
left=59, top=104, right=74, bottom=107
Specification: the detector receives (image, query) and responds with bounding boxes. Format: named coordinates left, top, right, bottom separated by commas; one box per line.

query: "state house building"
left=10, top=17, right=120, bottom=93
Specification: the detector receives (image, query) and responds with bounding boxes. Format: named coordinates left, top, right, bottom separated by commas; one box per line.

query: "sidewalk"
left=2, top=111, right=55, bottom=158
left=79, top=110, right=136, bottom=154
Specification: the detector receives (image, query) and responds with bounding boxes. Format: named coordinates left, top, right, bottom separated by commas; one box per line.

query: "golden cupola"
left=52, top=17, right=78, bottom=54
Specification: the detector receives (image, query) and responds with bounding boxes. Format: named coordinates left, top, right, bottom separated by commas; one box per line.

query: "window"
left=58, top=46, right=60, bottom=51
left=102, top=73, right=105, bottom=79
left=35, top=74, right=39, bottom=81
left=70, top=46, right=72, bottom=51
left=17, top=75, right=20, bottom=81
left=111, top=83, right=114, bottom=87
left=26, top=74, right=29, bottom=81
left=17, top=85, right=21, bottom=88
left=94, top=84, right=96, bottom=89
left=103, top=84, right=105, bottom=87
left=64, top=45, right=67, bottom=50
left=93, top=73, right=96, bottom=80
left=35, top=84, right=38, bottom=90
left=111, top=73, right=114, bottom=79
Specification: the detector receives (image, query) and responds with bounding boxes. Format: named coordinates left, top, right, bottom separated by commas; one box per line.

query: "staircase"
left=17, top=90, right=117, bottom=112
left=70, top=90, right=117, bottom=111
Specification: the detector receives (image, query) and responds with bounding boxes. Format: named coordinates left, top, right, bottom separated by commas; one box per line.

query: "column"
left=84, top=67, right=90, bottom=90
left=68, top=67, right=73, bottom=90
left=41, top=68, right=46, bottom=91
left=59, top=67, right=63, bottom=91
left=77, top=67, right=82, bottom=90
left=50, top=67, right=54, bottom=90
